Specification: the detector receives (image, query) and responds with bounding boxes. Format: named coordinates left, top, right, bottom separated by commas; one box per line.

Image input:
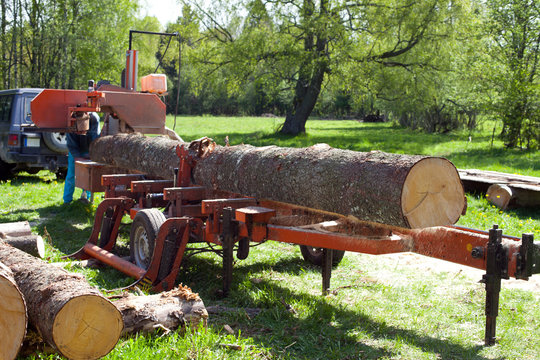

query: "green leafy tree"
left=0, top=0, right=140, bottom=90
left=485, top=0, right=540, bottom=149
left=186, top=0, right=466, bottom=135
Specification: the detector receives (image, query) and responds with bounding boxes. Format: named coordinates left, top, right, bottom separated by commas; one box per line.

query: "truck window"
left=23, top=96, right=34, bottom=123
left=0, top=95, right=13, bottom=123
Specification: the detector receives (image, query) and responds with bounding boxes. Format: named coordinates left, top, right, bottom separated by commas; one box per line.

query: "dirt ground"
left=380, top=252, right=540, bottom=293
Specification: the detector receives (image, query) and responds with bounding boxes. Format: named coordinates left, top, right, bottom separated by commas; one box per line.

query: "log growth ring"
left=402, top=158, right=465, bottom=228
left=53, top=295, right=123, bottom=360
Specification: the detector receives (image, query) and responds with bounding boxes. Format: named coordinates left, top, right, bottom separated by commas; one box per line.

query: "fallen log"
left=90, top=134, right=466, bottom=229
left=0, top=241, right=123, bottom=360
left=0, top=221, right=32, bottom=238
left=112, top=285, right=207, bottom=336
left=0, top=260, right=27, bottom=360
left=2, top=234, right=45, bottom=258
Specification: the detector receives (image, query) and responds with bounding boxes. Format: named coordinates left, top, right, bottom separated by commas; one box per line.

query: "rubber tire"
left=300, top=245, right=345, bottom=267
left=130, top=209, right=166, bottom=270
left=55, top=167, right=67, bottom=180
left=0, top=159, right=14, bottom=181
left=25, top=168, right=40, bottom=175
left=43, top=132, right=68, bottom=154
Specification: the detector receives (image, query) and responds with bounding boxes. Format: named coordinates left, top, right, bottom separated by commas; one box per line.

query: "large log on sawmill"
left=0, top=241, right=123, bottom=360
left=0, top=260, right=27, bottom=360
left=90, top=134, right=466, bottom=229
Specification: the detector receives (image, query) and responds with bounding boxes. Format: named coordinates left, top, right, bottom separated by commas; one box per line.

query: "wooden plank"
left=459, top=169, right=540, bottom=192
left=458, top=169, right=540, bottom=208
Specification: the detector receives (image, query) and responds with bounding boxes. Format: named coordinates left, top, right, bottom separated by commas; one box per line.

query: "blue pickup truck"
left=0, top=88, right=68, bottom=180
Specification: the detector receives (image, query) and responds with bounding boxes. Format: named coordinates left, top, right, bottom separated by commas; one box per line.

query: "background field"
left=1, top=117, right=538, bottom=359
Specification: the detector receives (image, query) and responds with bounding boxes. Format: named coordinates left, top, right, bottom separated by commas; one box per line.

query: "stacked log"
left=0, top=221, right=32, bottom=237
left=90, top=134, right=466, bottom=229
left=0, top=241, right=123, bottom=360
left=0, top=221, right=45, bottom=258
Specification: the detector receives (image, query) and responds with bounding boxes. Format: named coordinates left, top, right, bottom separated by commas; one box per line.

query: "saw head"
left=30, top=85, right=166, bottom=135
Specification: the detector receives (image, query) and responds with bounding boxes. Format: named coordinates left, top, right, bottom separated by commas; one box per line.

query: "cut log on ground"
left=459, top=169, right=540, bottom=208
left=0, top=260, right=27, bottom=360
left=0, top=221, right=32, bottom=238
left=0, top=241, right=123, bottom=360
left=91, top=134, right=466, bottom=228
left=486, top=184, right=514, bottom=210
left=2, top=234, right=45, bottom=258
left=113, top=285, right=207, bottom=336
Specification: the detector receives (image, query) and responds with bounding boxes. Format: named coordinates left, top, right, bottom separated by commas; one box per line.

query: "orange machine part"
left=31, top=88, right=166, bottom=134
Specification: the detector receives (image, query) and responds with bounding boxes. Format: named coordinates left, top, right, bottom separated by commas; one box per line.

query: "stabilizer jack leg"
left=322, top=248, right=333, bottom=295
left=482, top=224, right=508, bottom=346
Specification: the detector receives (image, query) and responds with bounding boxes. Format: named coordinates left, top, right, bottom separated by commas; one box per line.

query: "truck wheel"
left=300, top=245, right=345, bottom=267
left=43, top=132, right=68, bottom=154
left=130, top=209, right=166, bottom=270
left=0, top=159, right=14, bottom=181
left=55, top=168, right=67, bottom=180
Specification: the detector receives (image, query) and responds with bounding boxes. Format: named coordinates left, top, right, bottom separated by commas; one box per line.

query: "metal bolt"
left=471, top=247, right=484, bottom=259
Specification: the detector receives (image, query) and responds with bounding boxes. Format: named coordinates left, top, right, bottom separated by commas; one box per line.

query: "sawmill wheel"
left=130, top=209, right=166, bottom=270
left=300, top=245, right=345, bottom=267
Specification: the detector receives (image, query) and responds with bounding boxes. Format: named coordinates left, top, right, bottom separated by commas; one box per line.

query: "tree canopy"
left=0, top=0, right=538, bottom=148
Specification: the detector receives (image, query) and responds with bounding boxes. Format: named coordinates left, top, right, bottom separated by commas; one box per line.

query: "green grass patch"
left=1, top=117, right=539, bottom=359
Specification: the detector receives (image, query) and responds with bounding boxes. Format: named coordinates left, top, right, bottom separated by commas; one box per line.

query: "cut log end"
left=402, top=158, right=465, bottom=228
left=3, top=235, right=46, bottom=258
left=0, top=263, right=27, bottom=360
left=53, top=295, right=123, bottom=360
left=486, top=184, right=513, bottom=210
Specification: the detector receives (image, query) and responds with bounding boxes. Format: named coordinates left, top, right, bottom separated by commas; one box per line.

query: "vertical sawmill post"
left=482, top=224, right=508, bottom=346
left=222, top=207, right=235, bottom=297
left=322, top=248, right=333, bottom=295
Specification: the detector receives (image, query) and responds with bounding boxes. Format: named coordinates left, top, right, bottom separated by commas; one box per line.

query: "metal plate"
left=24, top=137, right=40, bottom=147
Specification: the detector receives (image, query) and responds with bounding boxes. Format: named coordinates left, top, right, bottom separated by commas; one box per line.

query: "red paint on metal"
left=267, top=225, right=411, bottom=254
left=31, top=89, right=166, bottom=134
left=83, top=243, right=145, bottom=279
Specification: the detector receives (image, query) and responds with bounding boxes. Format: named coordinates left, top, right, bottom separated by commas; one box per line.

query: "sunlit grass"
left=1, top=118, right=539, bottom=359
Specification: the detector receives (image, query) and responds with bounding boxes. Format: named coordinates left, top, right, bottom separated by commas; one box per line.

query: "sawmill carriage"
left=26, top=37, right=539, bottom=346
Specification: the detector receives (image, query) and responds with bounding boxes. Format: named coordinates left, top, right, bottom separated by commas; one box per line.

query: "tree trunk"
left=280, top=0, right=328, bottom=136
left=0, top=260, right=27, bottom=360
left=113, top=286, right=208, bottom=336
left=1, top=0, right=6, bottom=89
left=90, top=134, right=466, bottom=229
left=0, top=241, right=123, bottom=360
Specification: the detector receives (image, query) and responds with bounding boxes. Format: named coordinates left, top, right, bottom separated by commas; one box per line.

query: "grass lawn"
left=1, top=117, right=539, bottom=359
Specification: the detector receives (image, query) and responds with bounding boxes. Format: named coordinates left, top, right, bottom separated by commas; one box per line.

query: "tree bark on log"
left=0, top=241, right=123, bottom=360
left=0, top=260, right=27, bottom=360
left=113, top=286, right=208, bottom=336
left=1, top=234, right=45, bottom=258
left=90, top=134, right=466, bottom=229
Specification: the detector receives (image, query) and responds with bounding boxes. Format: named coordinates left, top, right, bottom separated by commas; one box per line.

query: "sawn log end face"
left=0, top=262, right=27, bottom=360
left=53, top=294, right=123, bottom=360
left=402, top=157, right=466, bottom=228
